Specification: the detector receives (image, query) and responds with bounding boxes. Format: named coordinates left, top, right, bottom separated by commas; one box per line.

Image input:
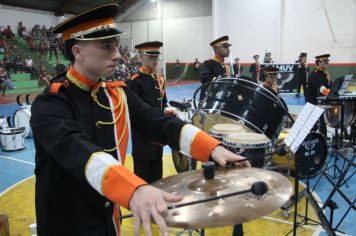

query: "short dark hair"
left=315, top=59, right=320, bottom=66
left=64, top=39, right=76, bottom=64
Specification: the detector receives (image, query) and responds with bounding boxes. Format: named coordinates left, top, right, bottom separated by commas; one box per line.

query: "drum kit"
left=171, top=76, right=329, bottom=177
left=0, top=94, right=33, bottom=151
left=166, top=75, right=355, bottom=235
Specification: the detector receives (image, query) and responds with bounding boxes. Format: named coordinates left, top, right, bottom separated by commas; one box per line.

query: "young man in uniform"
left=30, top=4, right=249, bottom=236
left=233, top=57, right=243, bottom=77
left=127, top=41, right=170, bottom=183
left=294, top=52, right=309, bottom=98
left=305, top=54, right=332, bottom=136
left=199, top=35, right=232, bottom=101
left=249, top=54, right=262, bottom=82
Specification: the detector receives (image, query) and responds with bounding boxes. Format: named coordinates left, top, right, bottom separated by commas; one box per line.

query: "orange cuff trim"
left=321, top=88, right=330, bottom=96
left=62, top=18, right=114, bottom=41
left=102, top=165, right=147, bottom=209
left=191, top=131, right=221, bottom=162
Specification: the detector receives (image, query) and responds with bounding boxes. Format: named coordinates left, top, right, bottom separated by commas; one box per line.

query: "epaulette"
left=49, top=79, right=69, bottom=94
left=130, top=73, right=139, bottom=80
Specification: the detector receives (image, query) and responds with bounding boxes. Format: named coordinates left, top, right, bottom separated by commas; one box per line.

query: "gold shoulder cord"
left=91, top=84, right=128, bottom=152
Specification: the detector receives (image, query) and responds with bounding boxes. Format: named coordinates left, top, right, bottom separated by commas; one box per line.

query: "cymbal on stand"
left=152, top=167, right=293, bottom=229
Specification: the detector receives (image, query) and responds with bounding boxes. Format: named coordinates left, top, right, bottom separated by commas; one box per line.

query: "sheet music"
left=338, top=75, right=353, bottom=95
left=284, top=103, right=324, bottom=153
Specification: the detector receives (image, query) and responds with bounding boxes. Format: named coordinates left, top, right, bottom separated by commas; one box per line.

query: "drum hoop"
left=202, top=109, right=264, bottom=134
left=223, top=140, right=271, bottom=149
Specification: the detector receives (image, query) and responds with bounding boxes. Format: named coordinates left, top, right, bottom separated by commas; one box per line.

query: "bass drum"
left=13, top=106, right=32, bottom=138
left=272, top=131, right=328, bottom=178
left=198, top=77, right=288, bottom=144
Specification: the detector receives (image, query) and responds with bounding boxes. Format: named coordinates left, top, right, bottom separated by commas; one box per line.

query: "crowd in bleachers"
left=0, top=22, right=143, bottom=95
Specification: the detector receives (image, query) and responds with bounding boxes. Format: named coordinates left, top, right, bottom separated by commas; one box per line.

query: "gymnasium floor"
left=0, top=83, right=355, bottom=236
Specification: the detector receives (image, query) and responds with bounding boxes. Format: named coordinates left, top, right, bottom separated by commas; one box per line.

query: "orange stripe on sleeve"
left=102, top=165, right=147, bottom=209
left=321, top=88, right=330, bottom=96
left=191, top=131, right=221, bottom=162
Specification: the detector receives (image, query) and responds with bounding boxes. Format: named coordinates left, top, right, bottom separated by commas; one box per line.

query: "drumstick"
left=120, top=181, right=268, bottom=220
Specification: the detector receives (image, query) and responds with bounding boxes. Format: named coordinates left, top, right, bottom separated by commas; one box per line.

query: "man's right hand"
left=129, top=185, right=183, bottom=236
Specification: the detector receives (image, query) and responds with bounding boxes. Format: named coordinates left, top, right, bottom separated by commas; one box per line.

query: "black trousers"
left=233, top=224, right=243, bottom=236
left=133, top=158, right=163, bottom=184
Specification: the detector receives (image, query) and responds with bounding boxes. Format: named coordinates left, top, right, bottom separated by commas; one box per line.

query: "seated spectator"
left=0, top=36, right=13, bottom=55
left=14, top=55, right=24, bottom=73
left=27, top=35, right=36, bottom=52
left=24, top=55, right=38, bottom=79
left=2, top=53, right=15, bottom=73
left=38, top=66, right=52, bottom=85
left=1, top=25, right=15, bottom=40
left=17, top=22, right=26, bottom=38
left=0, top=66, right=15, bottom=95
left=55, top=58, right=66, bottom=76
left=49, top=38, right=58, bottom=60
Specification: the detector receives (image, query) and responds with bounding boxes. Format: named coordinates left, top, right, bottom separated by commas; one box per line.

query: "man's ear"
left=72, top=44, right=84, bottom=61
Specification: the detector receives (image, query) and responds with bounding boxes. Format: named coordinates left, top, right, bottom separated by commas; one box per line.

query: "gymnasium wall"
left=212, top=0, right=356, bottom=64
left=0, top=5, right=63, bottom=30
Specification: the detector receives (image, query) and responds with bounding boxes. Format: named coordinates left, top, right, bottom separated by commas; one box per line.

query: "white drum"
left=209, top=123, right=248, bottom=141
left=13, top=106, right=32, bottom=138
left=0, top=128, right=26, bottom=151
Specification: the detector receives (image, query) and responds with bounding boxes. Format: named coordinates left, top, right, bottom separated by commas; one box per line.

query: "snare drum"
left=13, top=106, right=32, bottom=138
left=223, top=132, right=271, bottom=167
left=209, top=123, right=248, bottom=141
left=0, top=128, right=26, bottom=151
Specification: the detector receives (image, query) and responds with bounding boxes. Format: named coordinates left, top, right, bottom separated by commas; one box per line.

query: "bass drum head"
left=172, top=150, right=197, bottom=173
left=191, top=113, right=253, bottom=134
left=296, top=132, right=328, bottom=178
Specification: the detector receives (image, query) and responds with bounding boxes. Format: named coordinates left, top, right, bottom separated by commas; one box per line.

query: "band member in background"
left=249, top=55, right=262, bottom=82
left=233, top=57, right=243, bottom=77
left=30, top=4, right=249, bottom=236
left=306, top=54, right=332, bottom=136
left=262, top=66, right=288, bottom=110
left=127, top=41, right=170, bottom=183
left=263, top=52, right=274, bottom=63
left=193, top=58, right=201, bottom=80
left=294, top=52, right=309, bottom=98
left=199, top=35, right=232, bottom=101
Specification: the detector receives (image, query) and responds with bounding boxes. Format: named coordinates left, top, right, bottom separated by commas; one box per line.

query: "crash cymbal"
left=152, top=166, right=292, bottom=229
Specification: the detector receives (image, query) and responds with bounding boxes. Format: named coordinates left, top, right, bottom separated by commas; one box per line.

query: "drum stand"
left=324, top=101, right=349, bottom=181
left=286, top=135, right=355, bottom=236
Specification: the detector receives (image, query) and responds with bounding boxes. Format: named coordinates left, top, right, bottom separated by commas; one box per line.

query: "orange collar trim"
left=213, top=55, right=224, bottom=64
left=67, top=66, right=97, bottom=91
left=139, top=66, right=155, bottom=75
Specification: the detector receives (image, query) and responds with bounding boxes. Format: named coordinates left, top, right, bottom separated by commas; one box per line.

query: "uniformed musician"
left=127, top=41, right=170, bottom=183
left=30, top=4, right=249, bottom=236
left=305, top=54, right=332, bottom=136
left=199, top=35, right=232, bottom=101
left=249, top=54, right=262, bottom=82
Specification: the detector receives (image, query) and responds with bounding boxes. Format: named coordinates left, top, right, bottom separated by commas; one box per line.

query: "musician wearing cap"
left=263, top=66, right=288, bottom=110
left=29, top=4, right=249, bottom=236
left=305, top=54, right=332, bottom=136
left=199, top=35, right=232, bottom=101
left=127, top=41, right=170, bottom=184
left=294, top=52, right=309, bottom=98
left=249, top=54, right=262, bottom=82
